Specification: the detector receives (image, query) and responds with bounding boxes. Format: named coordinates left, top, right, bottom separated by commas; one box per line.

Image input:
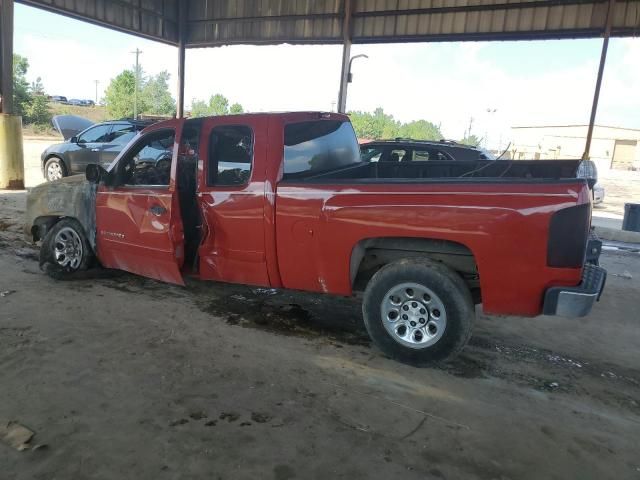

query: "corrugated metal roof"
left=17, top=0, right=640, bottom=47
left=17, top=0, right=180, bottom=45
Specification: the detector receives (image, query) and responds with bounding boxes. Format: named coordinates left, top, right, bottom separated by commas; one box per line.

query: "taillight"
left=547, top=204, right=591, bottom=268
left=577, top=160, right=598, bottom=189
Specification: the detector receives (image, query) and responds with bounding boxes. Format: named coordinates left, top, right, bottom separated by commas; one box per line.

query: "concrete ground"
left=1, top=190, right=640, bottom=480
left=22, top=135, right=58, bottom=188
left=594, top=169, right=640, bottom=221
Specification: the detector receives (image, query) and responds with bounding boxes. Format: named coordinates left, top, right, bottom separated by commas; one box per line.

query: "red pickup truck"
left=25, top=112, right=606, bottom=364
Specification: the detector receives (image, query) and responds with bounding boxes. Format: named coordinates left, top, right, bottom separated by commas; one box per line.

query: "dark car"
left=50, top=95, right=68, bottom=104
left=42, top=116, right=152, bottom=182
left=360, top=138, right=496, bottom=163
left=68, top=99, right=84, bottom=106
left=361, top=138, right=601, bottom=201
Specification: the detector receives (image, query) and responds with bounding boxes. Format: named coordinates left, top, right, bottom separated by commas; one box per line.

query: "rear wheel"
left=362, top=259, right=474, bottom=365
left=44, top=157, right=67, bottom=182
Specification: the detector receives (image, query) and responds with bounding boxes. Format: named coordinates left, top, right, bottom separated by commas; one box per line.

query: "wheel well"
left=351, top=237, right=481, bottom=303
left=44, top=154, right=66, bottom=170
left=31, top=215, right=63, bottom=242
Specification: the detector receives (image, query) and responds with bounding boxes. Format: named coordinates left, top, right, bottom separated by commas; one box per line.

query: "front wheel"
left=362, top=259, right=474, bottom=365
left=40, top=219, right=93, bottom=279
left=44, top=157, right=67, bottom=182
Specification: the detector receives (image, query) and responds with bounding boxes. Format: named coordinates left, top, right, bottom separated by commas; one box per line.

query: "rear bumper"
left=543, top=264, right=607, bottom=317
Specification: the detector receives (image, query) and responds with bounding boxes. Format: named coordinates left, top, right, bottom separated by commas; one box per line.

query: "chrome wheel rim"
left=53, top=227, right=83, bottom=270
left=47, top=162, right=63, bottom=181
left=380, top=282, right=447, bottom=349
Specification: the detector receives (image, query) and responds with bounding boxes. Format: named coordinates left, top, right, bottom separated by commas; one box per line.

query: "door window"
left=360, top=146, right=383, bottom=162
left=110, top=124, right=137, bottom=145
left=207, top=125, right=253, bottom=186
left=77, top=125, right=111, bottom=143
left=414, top=149, right=452, bottom=161
left=379, top=148, right=407, bottom=162
left=117, top=129, right=175, bottom=186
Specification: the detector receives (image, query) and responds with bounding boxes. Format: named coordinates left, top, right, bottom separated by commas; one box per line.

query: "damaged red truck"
left=25, top=112, right=606, bottom=364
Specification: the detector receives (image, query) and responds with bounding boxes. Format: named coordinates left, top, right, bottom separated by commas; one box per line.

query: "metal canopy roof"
left=17, top=0, right=640, bottom=48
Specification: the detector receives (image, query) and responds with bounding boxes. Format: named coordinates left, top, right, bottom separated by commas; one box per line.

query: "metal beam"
left=583, top=0, right=616, bottom=160
left=0, top=0, right=15, bottom=113
left=352, top=0, right=607, bottom=18
left=177, top=0, right=186, bottom=118
left=337, top=0, right=353, bottom=114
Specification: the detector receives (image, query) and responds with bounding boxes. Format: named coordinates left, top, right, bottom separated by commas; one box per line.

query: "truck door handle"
left=149, top=205, right=167, bottom=216
left=91, top=148, right=99, bottom=152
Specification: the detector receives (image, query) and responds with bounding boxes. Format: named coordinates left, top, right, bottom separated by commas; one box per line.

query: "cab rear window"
left=283, top=120, right=359, bottom=179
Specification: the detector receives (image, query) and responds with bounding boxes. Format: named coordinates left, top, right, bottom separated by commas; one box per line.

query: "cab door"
left=196, top=115, right=270, bottom=287
left=95, top=121, right=186, bottom=285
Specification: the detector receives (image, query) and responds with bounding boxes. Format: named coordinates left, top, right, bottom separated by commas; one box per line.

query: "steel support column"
left=337, top=0, right=353, bottom=113
left=176, top=0, right=186, bottom=118
left=1, top=0, right=15, bottom=114
left=583, top=0, right=616, bottom=160
left=0, top=0, right=24, bottom=190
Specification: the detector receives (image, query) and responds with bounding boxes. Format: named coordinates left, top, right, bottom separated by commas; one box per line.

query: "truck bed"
left=285, top=160, right=582, bottom=183
left=275, top=173, right=591, bottom=317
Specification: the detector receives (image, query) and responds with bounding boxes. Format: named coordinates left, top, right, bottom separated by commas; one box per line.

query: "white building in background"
left=510, top=125, right=640, bottom=172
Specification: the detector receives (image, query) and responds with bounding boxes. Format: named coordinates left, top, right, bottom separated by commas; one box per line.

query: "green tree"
left=348, top=107, right=401, bottom=139
left=229, top=102, right=244, bottom=114
left=349, top=107, right=444, bottom=141
left=459, top=134, right=482, bottom=147
left=190, top=94, right=243, bottom=117
left=10, top=55, right=51, bottom=126
left=398, top=120, right=442, bottom=141
left=142, top=70, right=175, bottom=116
left=190, top=99, right=210, bottom=118
left=12, top=54, right=31, bottom=117
left=209, top=94, right=229, bottom=115
left=104, top=70, right=147, bottom=118
left=24, top=93, right=51, bottom=126
left=30, top=76, right=45, bottom=96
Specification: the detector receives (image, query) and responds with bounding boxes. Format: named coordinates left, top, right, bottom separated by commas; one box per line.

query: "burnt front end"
left=24, top=175, right=97, bottom=248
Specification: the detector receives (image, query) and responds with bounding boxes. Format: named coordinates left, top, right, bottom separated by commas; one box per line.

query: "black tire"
left=362, top=258, right=474, bottom=365
left=40, top=218, right=93, bottom=280
left=44, top=156, right=67, bottom=182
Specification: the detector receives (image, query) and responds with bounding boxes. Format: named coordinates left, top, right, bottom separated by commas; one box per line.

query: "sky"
left=12, top=4, right=640, bottom=149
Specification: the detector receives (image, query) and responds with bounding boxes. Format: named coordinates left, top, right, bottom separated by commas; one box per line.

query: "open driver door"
left=95, top=121, right=186, bottom=285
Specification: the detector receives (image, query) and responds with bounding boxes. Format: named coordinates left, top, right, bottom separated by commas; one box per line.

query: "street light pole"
left=338, top=54, right=368, bottom=113
left=94, top=80, right=99, bottom=104
left=131, top=48, right=142, bottom=119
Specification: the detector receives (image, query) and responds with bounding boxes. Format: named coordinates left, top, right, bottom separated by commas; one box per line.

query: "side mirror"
left=86, top=164, right=107, bottom=184
left=70, top=136, right=78, bottom=143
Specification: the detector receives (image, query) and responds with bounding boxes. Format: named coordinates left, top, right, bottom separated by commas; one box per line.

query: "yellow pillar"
left=0, top=114, right=25, bottom=190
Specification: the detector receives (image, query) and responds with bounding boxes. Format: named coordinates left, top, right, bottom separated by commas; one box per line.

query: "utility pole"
left=485, top=108, right=497, bottom=149
left=94, top=80, right=99, bottom=104
left=466, top=117, right=474, bottom=139
left=131, top=48, right=142, bottom=119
